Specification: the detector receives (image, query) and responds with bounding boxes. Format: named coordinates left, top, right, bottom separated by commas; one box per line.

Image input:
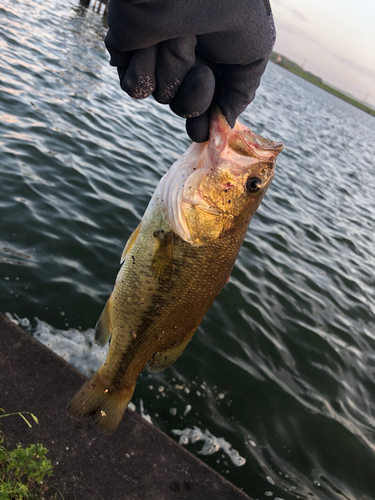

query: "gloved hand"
left=105, top=0, right=276, bottom=142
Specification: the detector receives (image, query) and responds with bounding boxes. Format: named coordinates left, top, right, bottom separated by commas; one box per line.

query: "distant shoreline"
left=270, top=52, right=375, bottom=118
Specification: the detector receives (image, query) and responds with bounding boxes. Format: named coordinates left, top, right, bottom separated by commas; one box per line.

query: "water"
left=1, top=1, right=375, bottom=498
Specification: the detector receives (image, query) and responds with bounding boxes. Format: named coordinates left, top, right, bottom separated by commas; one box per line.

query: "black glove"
left=105, top=0, right=276, bottom=142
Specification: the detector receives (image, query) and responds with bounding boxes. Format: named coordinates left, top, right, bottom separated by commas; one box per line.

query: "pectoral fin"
left=120, top=222, right=142, bottom=264
left=151, top=231, right=174, bottom=281
left=95, top=293, right=114, bottom=347
left=147, top=328, right=196, bottom=372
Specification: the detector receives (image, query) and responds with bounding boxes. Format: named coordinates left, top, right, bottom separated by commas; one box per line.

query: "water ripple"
left=1, top=0, right=375, bottom=498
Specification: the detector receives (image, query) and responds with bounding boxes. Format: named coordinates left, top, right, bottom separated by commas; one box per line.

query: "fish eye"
left=246, top=177, right=263, bottom=193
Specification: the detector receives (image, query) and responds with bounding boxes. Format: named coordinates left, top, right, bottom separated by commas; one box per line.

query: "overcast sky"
left=271, top=0, right=375, bottom=108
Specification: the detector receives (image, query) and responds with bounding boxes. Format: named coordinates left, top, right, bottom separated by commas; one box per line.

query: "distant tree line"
left=270, top=52, right=323, bottom=83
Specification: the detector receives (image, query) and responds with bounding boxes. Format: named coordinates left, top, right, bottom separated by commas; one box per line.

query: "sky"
left=271, top=0, right=375, bottom=108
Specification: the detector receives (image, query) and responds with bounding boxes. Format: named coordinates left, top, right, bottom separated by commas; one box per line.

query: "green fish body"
left=68, top=109, right=283, bottom=433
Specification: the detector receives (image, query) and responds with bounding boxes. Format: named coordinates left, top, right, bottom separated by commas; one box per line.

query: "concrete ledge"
left=0, top=313, right=251, bottom=500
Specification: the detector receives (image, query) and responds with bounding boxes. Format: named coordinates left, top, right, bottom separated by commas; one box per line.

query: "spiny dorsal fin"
left=147, top=328, right=196, bottom=372
left=151, top=230, right=174, bottom=281
left=94, top=293, right=114, bottom=347
left=120, top=222, right=142, bottom=264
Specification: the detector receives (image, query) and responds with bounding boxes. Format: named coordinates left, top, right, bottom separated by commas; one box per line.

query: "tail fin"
left=67, top=371, right=135, bottom=434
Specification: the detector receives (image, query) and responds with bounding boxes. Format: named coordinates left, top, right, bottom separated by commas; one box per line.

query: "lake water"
left=1, top=0, right=375, bottom=498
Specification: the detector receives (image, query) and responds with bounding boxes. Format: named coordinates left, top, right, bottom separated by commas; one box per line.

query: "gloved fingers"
left=216, top=59, right=267, bottom=127
left=120, top=45, right=159, bottom=99
left=170, top=65, right=214, bottom=142
left=186, top=111, right=210, bottom=143
left=108, top=49, right=131, bottom=69
left=170, top=65, right=215, bottom=119
left=153, top=36, right=197, bottom=104
left=105, top=30, right=131, bottom=68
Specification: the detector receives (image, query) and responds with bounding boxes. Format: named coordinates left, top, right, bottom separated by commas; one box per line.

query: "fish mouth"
left=210, top=105, right=284, bottom=162
left=239, top=128, right=284, bottom=154
left=228, top=125, right=284, bottom=162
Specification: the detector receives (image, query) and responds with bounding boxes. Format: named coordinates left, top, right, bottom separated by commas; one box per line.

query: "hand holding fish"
left=105, top=0, right=276, bottom=142
left=67, top=108, right=283, bottom=433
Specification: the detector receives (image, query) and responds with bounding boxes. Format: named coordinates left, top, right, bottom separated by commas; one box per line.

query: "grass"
left=0, top=409, right=58, bottom=500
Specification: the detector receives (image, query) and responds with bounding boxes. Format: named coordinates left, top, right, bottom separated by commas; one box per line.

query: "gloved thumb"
left=216, top=59, right=268, bottom=127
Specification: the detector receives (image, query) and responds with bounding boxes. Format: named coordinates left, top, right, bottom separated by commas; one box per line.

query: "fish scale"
left=109, top=211, right=245, bottom=382
left=67, top=107, right=283, bottom=433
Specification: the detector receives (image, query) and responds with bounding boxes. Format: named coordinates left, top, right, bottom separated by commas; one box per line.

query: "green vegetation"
left=0, top=412, right=39, bottom=430
left=271, top=52, right=375, bottom=118
left=0, top=410, right=57, bottom=500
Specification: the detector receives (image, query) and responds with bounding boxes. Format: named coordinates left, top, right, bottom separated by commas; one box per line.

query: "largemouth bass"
left=67, top=108, right=283, bottom=433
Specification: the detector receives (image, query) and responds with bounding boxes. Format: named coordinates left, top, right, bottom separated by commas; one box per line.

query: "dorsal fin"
left=120, top=222, right=142, bottom=264
left=94, top=293, right=114, bottom=347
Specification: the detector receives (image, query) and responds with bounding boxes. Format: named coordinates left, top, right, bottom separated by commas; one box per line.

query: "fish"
left=67, top=107, right=284, bottom=434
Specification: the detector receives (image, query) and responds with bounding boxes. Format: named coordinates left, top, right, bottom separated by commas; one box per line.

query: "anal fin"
left=95, top=293, right=114, bottom=347
left=147, top=328, right=196, bottom=373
